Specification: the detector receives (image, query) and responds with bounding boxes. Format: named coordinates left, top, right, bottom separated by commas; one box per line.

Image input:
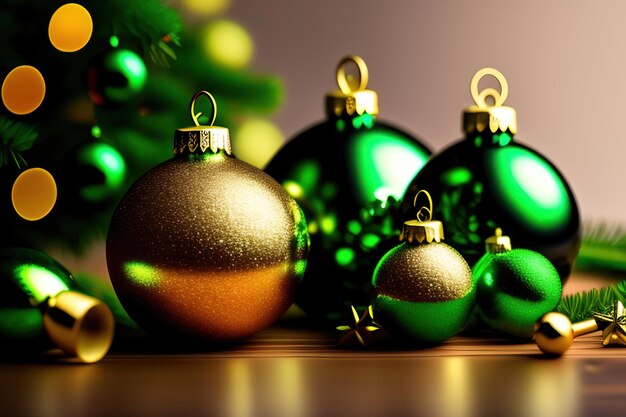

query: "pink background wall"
left=228, top=0, right=626, bottom=224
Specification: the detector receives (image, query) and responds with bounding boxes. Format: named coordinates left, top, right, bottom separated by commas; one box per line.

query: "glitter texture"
left=372, top=242, right=473, bottom=302
left=474, top=249, right=562, bottom=338
left=107, top=152, right=309, bottom=341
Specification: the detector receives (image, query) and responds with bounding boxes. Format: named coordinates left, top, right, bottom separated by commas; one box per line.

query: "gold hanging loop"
left=190, top=90, right=218, bottom=127
left=413, top=189, right=433, bottom=222
left=470, top=67, right=508, bottom=108
left=336, top=55, right=369, bottom=95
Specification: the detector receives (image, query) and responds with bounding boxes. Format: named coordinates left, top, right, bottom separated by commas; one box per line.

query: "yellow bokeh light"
left=234, top=118, right=284, bottom=168
left=202, top=19, right=253, bottom=69
left=2, top=65, right=46, bottom=115
left=181, top=0, right=230, bottom=16
left=12, top=168, right=58, bottom=221
left=48, top=3, right=93, bottom=53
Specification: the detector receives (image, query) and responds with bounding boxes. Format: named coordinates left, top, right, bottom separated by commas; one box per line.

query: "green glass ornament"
left=0, top=248, right=114, bottom=362
left=473, top=228, right=562, bottom=338
left=265, top=55, right=431, bottom=321
left=59, top=138, right=126, bottom=211
left=371, top=192, right=475, bottom=344
left=86, top=48, right=148, bottom=107
left=400, top=68, right=580, bottom=282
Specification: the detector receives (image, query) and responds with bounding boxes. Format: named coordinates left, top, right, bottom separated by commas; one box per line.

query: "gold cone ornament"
left=106, top=91, right=309, bottom=341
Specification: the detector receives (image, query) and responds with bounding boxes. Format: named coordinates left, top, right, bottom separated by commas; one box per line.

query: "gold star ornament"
left=594, top=300, right=626, bottom=346
left=336, top=305, right=381, bottom=347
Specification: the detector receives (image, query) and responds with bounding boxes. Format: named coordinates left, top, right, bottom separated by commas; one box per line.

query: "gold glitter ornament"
left=106, top=91, right=309, bottom=341
left=371, top=191, right=474, bottom=344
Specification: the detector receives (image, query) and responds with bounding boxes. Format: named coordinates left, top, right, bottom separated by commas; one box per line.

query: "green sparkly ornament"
left=371, top=191, right=474, bottom=344
left=86, top=48, right=148, bottom=107
left=473, top=228, right=562, bottom=338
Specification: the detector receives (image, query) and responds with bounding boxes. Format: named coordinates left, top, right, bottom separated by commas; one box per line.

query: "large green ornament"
left=473, top=228, right=562, bottom=338
left=265, top=55, right=431, bottom=321
left=86, top=48, right=148, bottom=107
left=372, top=196, right=475, bottom=344
left=400, top=68, right=580, bottom=281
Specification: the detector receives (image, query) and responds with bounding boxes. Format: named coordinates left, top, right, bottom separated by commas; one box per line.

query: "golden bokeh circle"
left=48, top=3, right=93, bottom=53
left=12, top=168, right=58, bottom=221
left=2, top=66, right=46, bottom=115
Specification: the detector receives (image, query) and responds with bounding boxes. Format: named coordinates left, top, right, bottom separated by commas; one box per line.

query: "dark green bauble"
left=371, top=226, right=475, bottom=343
left=400, top=68, right=579, bottom=282
left=265, top=55, right=431, bottom=322
left=86, top=48, right=148, bottom=107
left=59, top=140, right=127, bottom=211
left=0, top=248, right=74, bottom=344
left=473, top=249, right=562, bottom=338
left=266, top=118, right=430, bottom=321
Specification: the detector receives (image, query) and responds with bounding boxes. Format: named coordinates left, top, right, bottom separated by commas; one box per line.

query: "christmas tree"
left=0, top=0, right=283, bottom=252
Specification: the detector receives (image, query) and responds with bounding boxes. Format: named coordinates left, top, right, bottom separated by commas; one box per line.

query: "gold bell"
left=43, top=291, right=115, bottom=363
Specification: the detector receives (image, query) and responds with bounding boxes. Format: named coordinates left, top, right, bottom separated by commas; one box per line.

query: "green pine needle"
left=556, top=280, right=626, bottom=322
left=101, top=0, right=182, bottom=66
left=0, top=116, right=37, bottom=168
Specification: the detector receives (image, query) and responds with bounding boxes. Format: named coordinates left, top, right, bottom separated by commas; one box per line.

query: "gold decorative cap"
left=463, top=68, right=517, bottom=135
left=325, top=55, right=379, bottom=118
left=42, top=290, right=115, bottom=364
left=485, top=227, right=512, bottom=254
left=174, top=90, right=232, bottom=156
left=400, top=190, right=445, bottom=244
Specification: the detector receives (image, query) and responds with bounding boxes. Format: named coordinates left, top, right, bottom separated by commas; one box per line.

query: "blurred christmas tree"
left=0, top=0, right=284, bottom=252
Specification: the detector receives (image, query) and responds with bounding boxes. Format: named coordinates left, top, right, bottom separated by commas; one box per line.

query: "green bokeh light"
left=440, top=167, right=472, bottom=187
left=335, top=247, right=355, bottom=266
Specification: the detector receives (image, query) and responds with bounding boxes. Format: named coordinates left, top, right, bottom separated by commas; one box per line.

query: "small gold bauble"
left=534, top=312, right=574, bottom=355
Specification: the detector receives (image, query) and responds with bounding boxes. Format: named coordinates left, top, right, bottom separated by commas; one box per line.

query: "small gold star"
left=336, top=305, right=381, bottom=347
left=594, top=300, right=626, bottom=346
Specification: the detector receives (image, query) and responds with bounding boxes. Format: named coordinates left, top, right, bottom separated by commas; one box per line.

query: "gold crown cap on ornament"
left=485, top=227, right=512, bottom=254
left=400, top=190, right=445, bottom=244
left=326, top=55, right=379, bottom=117
left=174, top=90, right=232, bottom=156
left=463, top=67, right=517, bottom=135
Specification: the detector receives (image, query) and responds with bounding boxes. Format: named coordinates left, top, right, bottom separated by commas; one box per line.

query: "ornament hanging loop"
left=336, top=55, right=369, bottom=94
left=190, top=90, right=218, bottom=127
left=470, top=67, right=508, bottom=108
left=413, top=189, right=433, bottom=222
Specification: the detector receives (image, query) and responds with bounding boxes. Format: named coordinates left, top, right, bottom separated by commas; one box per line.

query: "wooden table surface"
left=1, top=270, right=625, bottom=417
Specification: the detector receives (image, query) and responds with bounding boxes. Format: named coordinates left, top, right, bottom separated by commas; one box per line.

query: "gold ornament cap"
left=400, top=190, right=445, bottom=244
left=485, top=227, right=512, bottom=254
left=174, top=90, right=232, bottom=156
left=463, top=68, right=517, bottom=135
left=42, top=290, right=115, bottom=363
left=325, top=55, right=379, bottom=118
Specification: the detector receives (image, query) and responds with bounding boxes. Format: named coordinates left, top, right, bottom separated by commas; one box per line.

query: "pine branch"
left=0, top=116, right=37, bottom=169
left=556, top=280, right=626, bottom=322
left=94, top=0, right=182, bottom=66
left=577, top=222, right=626, bottom=272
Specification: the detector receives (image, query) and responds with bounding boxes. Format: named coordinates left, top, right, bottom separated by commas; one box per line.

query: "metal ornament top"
left=325, top=55, right=379, bottom=118
left=463, top=68, right=518, bottom=135
left=400, top=190, right=445, bottom=244
left=174, top=90, right=232, bottom=156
